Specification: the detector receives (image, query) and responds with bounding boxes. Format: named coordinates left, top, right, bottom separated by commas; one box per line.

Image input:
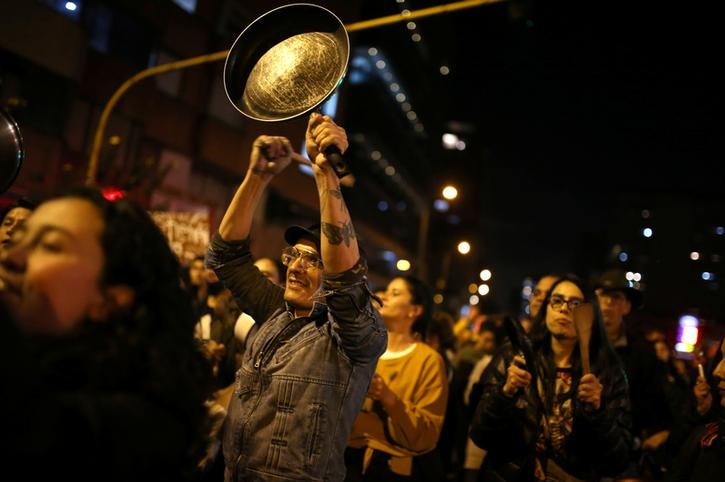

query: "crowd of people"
left=1, top=115, right=723, bottom=482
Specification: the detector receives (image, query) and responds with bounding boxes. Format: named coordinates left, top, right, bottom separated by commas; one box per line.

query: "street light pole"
left=437, top=250, right=454, bottom=291
left=417, top=203, right=431, bottom=281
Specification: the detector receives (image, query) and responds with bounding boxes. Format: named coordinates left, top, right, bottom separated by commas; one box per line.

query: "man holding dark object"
left=206, top=113, right=386, bottom=481
left=595, top=268, right=668, bottom=476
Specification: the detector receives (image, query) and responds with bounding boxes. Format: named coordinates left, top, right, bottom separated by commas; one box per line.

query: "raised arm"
left=218, top=135, right=299, bottom=242
left=305, top=113, right=357, bottom=272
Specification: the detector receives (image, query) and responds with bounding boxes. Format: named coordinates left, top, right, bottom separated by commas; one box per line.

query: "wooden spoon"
left=573, top=303, right=594, bottom=374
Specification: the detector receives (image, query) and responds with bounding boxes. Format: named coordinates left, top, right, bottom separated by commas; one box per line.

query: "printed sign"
left=150, top=210, right=210, bottom=264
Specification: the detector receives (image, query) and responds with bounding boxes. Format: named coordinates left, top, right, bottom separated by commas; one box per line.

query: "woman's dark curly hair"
left=44, top=187, right=214, bottom=476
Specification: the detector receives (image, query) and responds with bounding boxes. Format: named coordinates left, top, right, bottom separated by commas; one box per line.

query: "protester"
left=185, top=254, right=213, bottom=321
left=206, top=114, right=386, bottom=481
left=529, top=274, right=561, bottom=321
left=665, top=335, right=725, bottom=481
left=470, top=274, right=632, bottom=481
left=595, top=268, right=668, bottom=477
left=345, top=275, right=448, bottom=481
left=0, top=187, right=213, bottom=482
left=252, top=256, right=281, bottom=284
left=425, top=310, right=460, bottom=479
left=0, top=197, right=35, bottom=253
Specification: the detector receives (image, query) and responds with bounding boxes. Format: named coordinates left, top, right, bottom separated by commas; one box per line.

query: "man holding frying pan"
left=206, top=113, right=386, bottom=481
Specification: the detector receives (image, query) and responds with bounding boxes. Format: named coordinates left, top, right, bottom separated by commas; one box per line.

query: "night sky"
left=341, top=0, right=723, bottom=322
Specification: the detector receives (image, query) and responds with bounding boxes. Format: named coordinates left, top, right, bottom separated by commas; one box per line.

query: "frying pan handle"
left=324, top=145, right=351, bottom=178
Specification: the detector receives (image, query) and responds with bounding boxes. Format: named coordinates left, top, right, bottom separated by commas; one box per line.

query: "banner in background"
left=150, top=210, right=209, bottom=265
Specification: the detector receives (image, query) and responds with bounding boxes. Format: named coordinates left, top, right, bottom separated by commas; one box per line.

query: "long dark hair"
left=48, top=188, right=198, bottom=333
left=529, top=274, right=620, bottom=408
left=42, top=187, right=213, bottom=475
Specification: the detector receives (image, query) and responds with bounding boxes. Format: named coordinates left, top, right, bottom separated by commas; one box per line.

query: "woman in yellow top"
left=345, top=275, right=449, bottom=481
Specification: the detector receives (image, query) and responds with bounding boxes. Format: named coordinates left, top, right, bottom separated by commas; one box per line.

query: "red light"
left=101, top=187, right=125, bottom=202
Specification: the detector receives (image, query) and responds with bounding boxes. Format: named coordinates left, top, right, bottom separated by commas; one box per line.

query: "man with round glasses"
left=206, top=113, right=387, bottom=481
left=281, top=245, right=322, bottom=270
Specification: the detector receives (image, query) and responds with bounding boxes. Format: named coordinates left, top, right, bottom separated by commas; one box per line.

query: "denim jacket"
left=206, top=234, right=387, bottom=481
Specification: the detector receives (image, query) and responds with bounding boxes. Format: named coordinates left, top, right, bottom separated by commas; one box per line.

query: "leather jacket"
left=469, top=342, right=632, bottom=481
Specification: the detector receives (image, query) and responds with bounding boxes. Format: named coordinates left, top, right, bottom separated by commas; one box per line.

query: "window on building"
left=215, top=0, right=253, bottom=43
left=171, top=0, right=197, bottom=14
left=42, top=0, right=82, bottom=20
left=85, top=3, right=112, bottom=53
left=149, top=49, right=182, bottom=97
left=83, top=6, right=153, bottom=68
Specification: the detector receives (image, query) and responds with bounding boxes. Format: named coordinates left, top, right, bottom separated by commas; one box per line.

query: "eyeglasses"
left=549, top=295, right=584, bottom=311
left=281, top=246, right=323, bottom=271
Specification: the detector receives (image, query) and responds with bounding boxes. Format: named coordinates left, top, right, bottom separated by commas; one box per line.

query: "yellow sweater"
left=347, top=342, right=448, bottom=475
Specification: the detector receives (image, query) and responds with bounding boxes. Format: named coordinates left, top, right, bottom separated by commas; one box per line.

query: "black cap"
left=284, top=224, right=321, bottom=250
left=594, top=268, right=644, bottom=309
left=284, top=223, right=369, bottom=259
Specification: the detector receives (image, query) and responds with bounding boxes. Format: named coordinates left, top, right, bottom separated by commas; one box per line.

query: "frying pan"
left=224, top=3, right=350, bottom=177
left=0, top=108, right=24, bottom=194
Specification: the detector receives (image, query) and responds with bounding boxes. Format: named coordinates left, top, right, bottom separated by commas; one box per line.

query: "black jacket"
left=469, top=342, right=633, bottom=481
left=665, top=410, right=725, bottom=482
left=0, top=305, right=212, bottom=482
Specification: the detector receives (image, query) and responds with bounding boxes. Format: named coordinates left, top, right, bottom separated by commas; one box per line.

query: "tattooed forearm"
left=321, top=221, right=356, bottom=247
left=324, top=187, right=348, bottom=214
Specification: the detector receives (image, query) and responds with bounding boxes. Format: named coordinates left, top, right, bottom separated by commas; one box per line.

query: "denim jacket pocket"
left=305, top=402, right=326, bottom=467
left=262, top=377, right=337, bottom=478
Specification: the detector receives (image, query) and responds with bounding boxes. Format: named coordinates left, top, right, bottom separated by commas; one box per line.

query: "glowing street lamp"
left=442, top=185, right=458, bottom=200
left=457, top=241, right=471, bottom=255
